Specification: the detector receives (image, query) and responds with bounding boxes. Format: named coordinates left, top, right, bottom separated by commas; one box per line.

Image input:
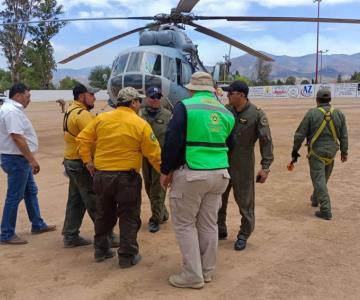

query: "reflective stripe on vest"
left=182, top=94, right=235, bottom=170
left=308, top=107, right=339, bottom=165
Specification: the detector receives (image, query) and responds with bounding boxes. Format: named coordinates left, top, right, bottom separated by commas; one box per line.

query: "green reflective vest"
left=182, top=91, right=235, bottom=170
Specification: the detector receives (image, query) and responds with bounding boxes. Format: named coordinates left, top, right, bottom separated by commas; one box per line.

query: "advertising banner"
left=334, top=83, right=358, bottom=97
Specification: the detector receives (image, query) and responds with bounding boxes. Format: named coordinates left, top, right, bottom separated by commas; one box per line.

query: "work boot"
left=118, top=254, right=142, bottom=268
left=64, top=236, right=92, bottom=248
left=168, top=274, right=204, bottom=289
left=94, top=248, right=115, bottom=263
left=31, top=225, right=56, bottom=234
left=234, top=236, right=247, bottom=251
left=0, top=235, right=28, bottom=245
left=148, top=221, right=160, bottom=233
left=315, top=211, right=332, bottom=220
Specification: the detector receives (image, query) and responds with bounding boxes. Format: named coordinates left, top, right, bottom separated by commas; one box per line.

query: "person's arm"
left=141, top=124, right=162, bottom=173
left=338, top=111, right=349, bottom=162
left=75, top=118, right=98, bottom=176
left=256, top=110, right=274, bottom=183
left=10, top=133, right=40, bottom=174
left=160, top=102, right=187, bottom=175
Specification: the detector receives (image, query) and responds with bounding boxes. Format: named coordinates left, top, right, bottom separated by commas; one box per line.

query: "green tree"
left=0, top=0, right=64, bottom=85
left=0, top=69, right=12, bottom=92
left=301, top=79, right=310, bottom=84
left=285, top=76, right=296, bottom=85
left=336, top=74, right=342, bottom=83
left=233, top=71, right=251, bottom=86
left=350, top=72, right=360, bottom=82
left=255, top=58, right=272, bottom=85
left=275, top=79, right=284, bottom=85
left=88, top=66, right=111, bottom=89
left=59, top=76, right=78, bottom=89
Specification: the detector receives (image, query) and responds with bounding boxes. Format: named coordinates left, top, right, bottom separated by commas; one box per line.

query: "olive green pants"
left=309, top=156, right=334, bottom=213
left=142, top=158, right=168, bottom=224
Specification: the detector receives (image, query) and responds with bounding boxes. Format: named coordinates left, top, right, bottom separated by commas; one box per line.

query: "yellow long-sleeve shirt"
left=63, top=101, right=94, bottom=160
left=76, top=106, right=161, bottom=172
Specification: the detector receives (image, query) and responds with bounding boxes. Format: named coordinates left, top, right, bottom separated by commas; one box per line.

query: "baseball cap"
left=111, top=87, right=145, bottom=106
left=316, top=89, right=331, bottom=100
left=73, top=83, right=100, bottom=99
left=146, top=87, right=163, bottom=98
left=222, top=81, right=249, bottom=96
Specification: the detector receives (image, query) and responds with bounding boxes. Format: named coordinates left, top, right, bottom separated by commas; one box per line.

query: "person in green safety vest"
left=160, top=72, right=235, bottom=289
left=291, top=89, right=348, bottom=220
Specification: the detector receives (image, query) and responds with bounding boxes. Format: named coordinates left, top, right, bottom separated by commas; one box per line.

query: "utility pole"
left=314, top=0, right=322, bottom=84
left=319, top=49, right=329, bottom=83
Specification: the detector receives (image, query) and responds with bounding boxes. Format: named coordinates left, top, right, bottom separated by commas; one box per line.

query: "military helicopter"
left=3, top=0, right=360, bottom=106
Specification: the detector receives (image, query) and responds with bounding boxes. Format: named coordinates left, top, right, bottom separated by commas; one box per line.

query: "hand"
left=256, top=169, right=269, bottom=184
left=160, top=173, right=173, bottom=190
left=30, top=160, right=40, bottom=174
left=85, top=162, right=95, bottom=177
left=291, top=150, right=300, bottom=162
left=341, top=152, right=348, bottom=162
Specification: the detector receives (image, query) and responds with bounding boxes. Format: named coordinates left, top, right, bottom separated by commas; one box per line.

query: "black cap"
left=146, top=86, right=163, bottom=98
left=222, top=81, right=249, bottom=96
left=73, top=83, right=100, bottom=99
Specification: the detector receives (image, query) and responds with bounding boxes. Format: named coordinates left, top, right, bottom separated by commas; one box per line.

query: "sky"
left=1, top=0, right=360, bottom=69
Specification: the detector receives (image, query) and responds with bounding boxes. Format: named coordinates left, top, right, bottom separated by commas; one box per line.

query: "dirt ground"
left=0, top=98, right=359, bottom=300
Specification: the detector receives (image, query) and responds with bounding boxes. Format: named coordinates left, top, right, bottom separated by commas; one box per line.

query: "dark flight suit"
left=292, top=103, right=348, bottom=213
left=218, top=102, right=274, bottom=240
left=140, top=107, right=171, bottom=224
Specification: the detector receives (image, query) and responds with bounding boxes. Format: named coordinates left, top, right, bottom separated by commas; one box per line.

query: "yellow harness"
left=308, top=107, right=339, bottom=165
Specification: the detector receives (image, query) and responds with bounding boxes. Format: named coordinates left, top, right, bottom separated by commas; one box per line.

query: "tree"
left=301, top=79, right=310, bottom=85
left=337, top=74, right=342, bottom=83
left=59, top=76, right=78, bottom=89
left=233, top=71, right=251, bottom=86
left=276, top=79, right=284, bottom=85
left=0, top=69, right=12, bottom=92
left=88, top=66, right=111, bottom=89
left=0, top=0, right=64, bottom=85
left=350, top=71, right=360, bottom=82
left=255, top=58, right=272, bottom=85
left=285, top=76, right=296, bottom=85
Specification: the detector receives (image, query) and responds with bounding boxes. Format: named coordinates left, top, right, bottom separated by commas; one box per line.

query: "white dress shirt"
left=0, top=98, right=38, bottom=155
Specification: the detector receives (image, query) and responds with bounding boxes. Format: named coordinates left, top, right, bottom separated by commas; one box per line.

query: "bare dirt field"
left=0, top=98, right=359, bottom=300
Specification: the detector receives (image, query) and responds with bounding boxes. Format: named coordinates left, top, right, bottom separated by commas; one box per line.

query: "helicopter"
left=3, top=0, right=360, bottom=106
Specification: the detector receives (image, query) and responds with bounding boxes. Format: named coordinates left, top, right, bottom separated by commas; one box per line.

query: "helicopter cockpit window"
left=181, top=62, right=191, bottom=85
left=127, top=52, right=144, bottom=72
left=144, top=53, right=161, bottom=76
left=163, top=56, right=176, bottom=82
left=113, top=54, right=129, bottom=75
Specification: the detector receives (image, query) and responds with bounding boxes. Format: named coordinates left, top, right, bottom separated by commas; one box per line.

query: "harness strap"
left=308, top=107, right=338, bottom=165
left=63, top=107, right=85, bottom=137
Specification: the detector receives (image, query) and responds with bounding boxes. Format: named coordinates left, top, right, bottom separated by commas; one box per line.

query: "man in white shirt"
left=0, top=83, right=56, bottom=245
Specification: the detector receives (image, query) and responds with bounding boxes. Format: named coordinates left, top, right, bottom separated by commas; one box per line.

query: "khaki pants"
left=169, top=166, right=229, bottom=283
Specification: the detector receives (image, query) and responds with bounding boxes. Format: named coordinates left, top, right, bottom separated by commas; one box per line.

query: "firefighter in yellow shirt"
left=76, top=87, right=161, bottom=268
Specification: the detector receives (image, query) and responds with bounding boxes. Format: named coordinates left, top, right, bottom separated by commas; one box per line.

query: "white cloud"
left=249, top=0, right=358, bottom=7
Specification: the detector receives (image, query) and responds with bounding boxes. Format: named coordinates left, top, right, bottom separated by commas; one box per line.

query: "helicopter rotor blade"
left=195, top=16, right=360, bottom=24
left=174, top=0, right=200, bottom=15
left=58, top=25, right=154, bottom=64
left=189, top=22, right=274, bottom=62
left=0, top=16, right=155, bottom=26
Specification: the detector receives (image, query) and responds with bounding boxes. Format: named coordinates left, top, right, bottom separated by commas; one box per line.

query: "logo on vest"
left=210, top=112, right=220, bottom=125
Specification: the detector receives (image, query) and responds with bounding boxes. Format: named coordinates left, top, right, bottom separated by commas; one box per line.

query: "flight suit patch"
left=260, top=116, right=268, bottom=126
left=239, top=118, right=248, bottom=124
left=155, top=119, right=164, bottom=124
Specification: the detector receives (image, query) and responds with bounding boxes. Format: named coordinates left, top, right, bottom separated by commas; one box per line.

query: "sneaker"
left=148, top=221, right=160, bottom=233
left=315, top=211, right=332, bottom=220
left=64, top=236, right=92, bottom=248
left=234, top=237, right=247, bottom=251
left=31, top=225, right=56, bottom=235
left=168, top=274, right=204, bottom=289
left=0, top=235, right=28, bottom=245
left=118, top=254, right=142, bottom=268
left=94, top=248, right=115, bottom=263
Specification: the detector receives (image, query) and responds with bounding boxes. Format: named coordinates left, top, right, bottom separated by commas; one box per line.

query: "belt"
left=95, top=169, right=137, bottom=176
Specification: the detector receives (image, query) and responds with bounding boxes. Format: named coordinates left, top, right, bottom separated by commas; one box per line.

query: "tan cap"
left=117, top=87, right=145, bottom=102
left=185, top=72, right=215, bottom=92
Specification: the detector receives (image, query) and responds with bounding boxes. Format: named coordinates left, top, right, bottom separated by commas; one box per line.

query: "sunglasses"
left=150, top=94, right=162, bottom=100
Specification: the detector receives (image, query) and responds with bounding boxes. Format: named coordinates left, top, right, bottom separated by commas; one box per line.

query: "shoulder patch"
left=150, top=132, right=157, bottom=142
left=256, top=106, right=261, bottom=111
left=260, top=116, right=269, bottom=126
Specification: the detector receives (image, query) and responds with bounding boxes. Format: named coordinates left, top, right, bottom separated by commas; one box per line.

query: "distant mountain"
left=229, top=52, right=360, bottom=82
